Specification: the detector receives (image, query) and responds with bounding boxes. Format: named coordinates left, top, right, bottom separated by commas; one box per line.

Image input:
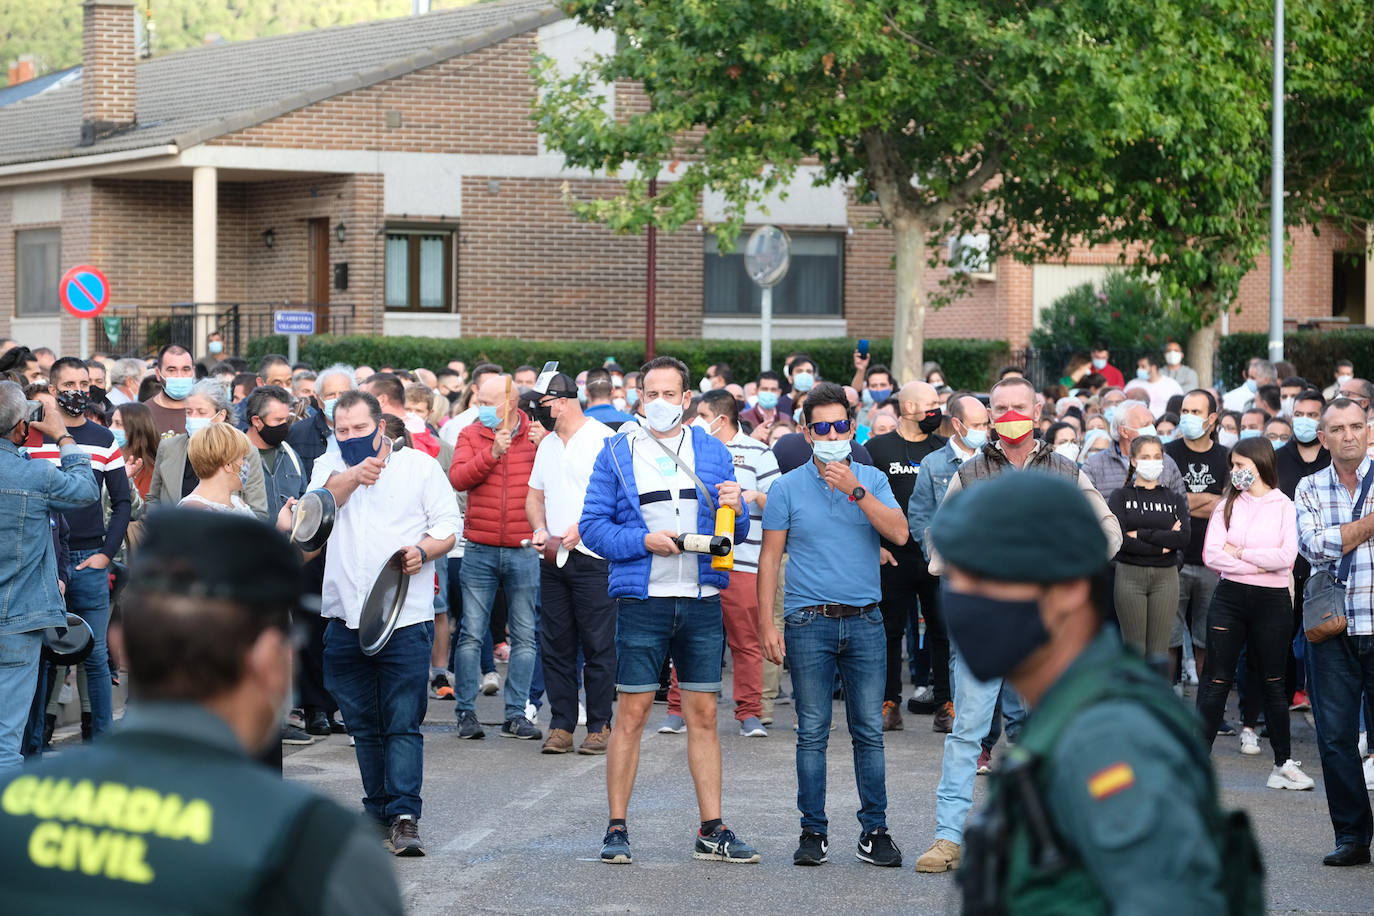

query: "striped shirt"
left=29, top=420, right=131, bottom=557
left=1296, top=456, right=1374, bottom=636
left=725, top=430, right=781, bottom=572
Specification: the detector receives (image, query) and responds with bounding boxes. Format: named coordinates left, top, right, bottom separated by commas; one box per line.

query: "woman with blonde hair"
left=179, top=423, right=257, bottom=516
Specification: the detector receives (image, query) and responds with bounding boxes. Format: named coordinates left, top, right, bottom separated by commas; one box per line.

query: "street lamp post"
left=1268, top=0, right=1285, bottom=363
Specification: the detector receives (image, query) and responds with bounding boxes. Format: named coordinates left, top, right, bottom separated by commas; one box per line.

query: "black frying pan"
left=42, top=612, right=95, bottom=665
left=358, top=549, right=410, bottom=656
left=290, top=488, right=336, bottom=551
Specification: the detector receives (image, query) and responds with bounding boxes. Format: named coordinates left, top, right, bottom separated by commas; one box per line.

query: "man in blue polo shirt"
left=758, top=381, right=912, bottom=869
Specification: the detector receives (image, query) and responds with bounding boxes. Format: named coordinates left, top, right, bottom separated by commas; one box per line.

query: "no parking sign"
left=58, top=265, right=110, bottom=319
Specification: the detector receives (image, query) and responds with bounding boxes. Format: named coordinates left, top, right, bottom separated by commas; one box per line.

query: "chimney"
left=7, top=55, right=36, bottom=86
left=81, top=0, right=138, bottom=145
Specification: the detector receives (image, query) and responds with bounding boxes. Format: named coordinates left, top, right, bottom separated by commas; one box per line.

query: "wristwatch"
left=851, top=485, right=867, bottom=502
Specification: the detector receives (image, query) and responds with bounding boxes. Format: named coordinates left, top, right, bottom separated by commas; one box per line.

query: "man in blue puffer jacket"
left=580, top=356, right=757, bottom=867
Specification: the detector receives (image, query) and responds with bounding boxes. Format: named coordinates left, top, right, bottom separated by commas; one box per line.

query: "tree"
left=534, top=0, right=1272, bottom=381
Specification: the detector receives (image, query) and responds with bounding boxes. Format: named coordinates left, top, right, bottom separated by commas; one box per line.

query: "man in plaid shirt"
left=1295, top=397, right=1374, bottom=868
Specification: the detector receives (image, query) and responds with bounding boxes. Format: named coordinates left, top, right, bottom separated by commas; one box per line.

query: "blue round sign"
left=59, top=265, right=110, bottom=318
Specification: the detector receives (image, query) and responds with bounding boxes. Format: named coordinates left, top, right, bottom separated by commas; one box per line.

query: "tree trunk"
left=891, top=214, right=927, bottom=384
left=1188, top=313, right=1221, bottom=389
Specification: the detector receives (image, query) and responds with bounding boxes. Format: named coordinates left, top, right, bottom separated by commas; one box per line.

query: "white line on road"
left=439, top=827, right=493, bottom=854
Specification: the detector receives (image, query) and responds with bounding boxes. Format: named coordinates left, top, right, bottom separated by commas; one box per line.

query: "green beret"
left=932, top=471, right=1107, bottom=583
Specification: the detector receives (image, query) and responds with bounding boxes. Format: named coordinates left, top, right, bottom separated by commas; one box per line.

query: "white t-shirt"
left=1139, top=375, right=1183, bottom=417
left=529, top=417, right=614, bottom=558
left=628, top=425, right=718, bottom=599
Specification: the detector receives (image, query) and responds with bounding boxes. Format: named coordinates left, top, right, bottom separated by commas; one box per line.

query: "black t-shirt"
left=1165, top=438, right=1230, bottom=566
left=1275, top=439, right=1330, bottom=500
left=866, top=430, right=946, bottom=552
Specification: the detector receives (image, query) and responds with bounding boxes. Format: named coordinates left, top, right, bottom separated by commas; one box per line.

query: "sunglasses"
left=808, top=419, right=853, bottom=435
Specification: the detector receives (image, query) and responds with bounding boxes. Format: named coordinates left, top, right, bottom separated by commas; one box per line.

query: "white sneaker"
left=912, top=685, right=935, bottom=706
left=1239, top=727, right=1261, bottom=756
left=577, top=702, right=587, bottom=727
left=1363, top=756, right=1374, bottom=791
left=1267, top=759, right=1315, bottom=791
left=480, top=671, right=500, bottom=696
left=524, top=702, right=539, bottom=725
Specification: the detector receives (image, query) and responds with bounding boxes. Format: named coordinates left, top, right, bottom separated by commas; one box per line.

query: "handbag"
left=1303, top=469, right=1374, bottom=643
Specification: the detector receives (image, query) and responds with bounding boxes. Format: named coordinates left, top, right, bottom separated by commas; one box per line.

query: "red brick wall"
left=1230, top=222, right=1356, bottom=332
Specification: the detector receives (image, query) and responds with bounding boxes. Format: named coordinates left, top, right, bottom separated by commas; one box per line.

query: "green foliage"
left=245, top=335, right=1011, bottom=391
left=1217, top=330, right=1372, bottom=391
left=1029, top=272, right=1193, bottom=362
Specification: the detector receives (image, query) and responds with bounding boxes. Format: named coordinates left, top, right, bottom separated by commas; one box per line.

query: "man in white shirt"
left=311, top=390, right=460, bottom=858
left=440, top=362, right=504, bottom=448
left=1223, top=357, right=1276, bottom=413
left=526, top=370, right=616, bottom=755
left=1133, top=352, right=1184, bottom=418
left=1161, top=340, right=1199, bottom=393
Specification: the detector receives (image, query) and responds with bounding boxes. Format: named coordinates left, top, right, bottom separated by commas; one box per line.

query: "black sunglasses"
left=808, top=419, right=853, bottom=435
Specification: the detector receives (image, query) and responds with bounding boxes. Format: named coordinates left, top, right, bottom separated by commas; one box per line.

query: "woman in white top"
left=180, top=423, right=294, bottom=530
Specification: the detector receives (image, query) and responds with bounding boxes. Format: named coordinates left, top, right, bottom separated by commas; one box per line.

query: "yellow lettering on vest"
left=2, top=775, right=37, bottom=816
left=56, top=821, right=80, bottom=870
left=153, top=793, right=183, bottom=838
left=173, top=799, right=213, bottom=844
left=123, top=787, right=162, bottom=833
left=118, top=834, right=155, bottom=884
left=77, top=826, right=113, bottom=876
left=31, top=778, right=71, bottom=819
left=89, top=781, right=130, bottom=829
left=27, top=821, right=63, bottom=868
left=57, top=779, right=96, bottom=823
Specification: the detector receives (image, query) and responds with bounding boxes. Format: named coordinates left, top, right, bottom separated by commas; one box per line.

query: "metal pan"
left=521, top=538, right=569, bottom=568
left=358, top=549, right=410, bottom=656
left=42, top=612, right=95, bottom=665
left=290, top=488, right=336, bottom=551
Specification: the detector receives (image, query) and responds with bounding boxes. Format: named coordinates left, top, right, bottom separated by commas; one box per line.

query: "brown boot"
left=541, top=728, right=574, bottom=754
left=578, top=725, right=611, bottom=755
left=932, top=701, right=954, bottom=734
left=882, top=700, right=904, bottom=731
left=914, top=838, right=961, bottom=873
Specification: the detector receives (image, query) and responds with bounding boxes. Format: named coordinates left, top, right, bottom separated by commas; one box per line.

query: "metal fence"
left=93, top=302, right=354, bottom=358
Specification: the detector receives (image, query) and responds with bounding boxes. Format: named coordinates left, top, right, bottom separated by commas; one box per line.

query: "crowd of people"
left=1, top=330, right=1373, bottom=905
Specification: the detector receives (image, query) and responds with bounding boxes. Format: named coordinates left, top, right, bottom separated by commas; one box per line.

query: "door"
left=307, top=217, right=331, bottom=333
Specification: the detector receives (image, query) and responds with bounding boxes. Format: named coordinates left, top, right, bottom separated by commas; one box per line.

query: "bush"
left=245, top=335, right=1012, bottom=391
left=1030, top=271, right=1194, bottom=360
left=1218, top=329, right=1374, bottom=391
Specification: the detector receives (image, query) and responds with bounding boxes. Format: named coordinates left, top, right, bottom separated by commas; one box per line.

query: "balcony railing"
left=94, top=302, right=354, bottom=358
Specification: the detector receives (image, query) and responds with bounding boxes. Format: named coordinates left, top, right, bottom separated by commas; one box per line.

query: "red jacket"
left=450, top=411, right=536, bottom=547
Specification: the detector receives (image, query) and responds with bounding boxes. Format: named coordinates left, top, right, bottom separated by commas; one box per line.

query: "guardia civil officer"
left=933, top=472, right=1262, bottom=915
left=0, top=510, right=403, bottom=916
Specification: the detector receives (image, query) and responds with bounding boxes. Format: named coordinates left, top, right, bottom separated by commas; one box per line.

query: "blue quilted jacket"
left=580, top=425, right=750, bottom=599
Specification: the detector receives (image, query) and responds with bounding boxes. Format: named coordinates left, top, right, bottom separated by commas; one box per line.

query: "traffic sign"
left=58, top=265, right=110, bottom=319
left=273, top=310, right=316, bottom=336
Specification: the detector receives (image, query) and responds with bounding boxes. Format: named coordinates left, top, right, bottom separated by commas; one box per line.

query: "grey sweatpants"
left=1115, top=562, right=1180, bottom=657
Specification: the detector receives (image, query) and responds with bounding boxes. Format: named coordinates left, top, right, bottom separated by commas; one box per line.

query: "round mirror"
left=744, top=225, right=791, bottom=288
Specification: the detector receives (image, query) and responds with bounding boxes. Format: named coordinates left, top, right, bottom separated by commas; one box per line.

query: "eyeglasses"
left=808, top=419, right=853, bottom=435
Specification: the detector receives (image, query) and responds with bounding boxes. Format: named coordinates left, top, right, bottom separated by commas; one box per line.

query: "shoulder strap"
left=642, top=430, right=717, bottom=508
left=281, top=442, right=303, bottom=478
left=1337, top=469, right=1374, bottom=582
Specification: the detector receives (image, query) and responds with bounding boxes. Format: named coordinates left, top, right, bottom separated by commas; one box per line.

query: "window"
left=703, top=233, right=843, bottom=316
left=15, top=228, right=60, bottom=316
left=384, top=229, right=454, bottom=312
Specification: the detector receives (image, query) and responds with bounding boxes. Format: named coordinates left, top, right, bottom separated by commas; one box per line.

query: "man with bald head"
left=864, top=381, right=946, bottom=732
left=1082, top=401, right=1186, bottom=500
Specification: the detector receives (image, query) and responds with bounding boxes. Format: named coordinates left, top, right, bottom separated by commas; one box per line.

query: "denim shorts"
left=615, top=595, right=723, bottom=693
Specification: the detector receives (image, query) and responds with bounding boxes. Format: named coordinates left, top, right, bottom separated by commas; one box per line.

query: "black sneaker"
left=857, top=828, right=902, bottom=867
left=386, top=814, right=425, bottom=857
left=457, top=710, right=485, bottom=739
left=793, top=831, right=829, bottom=866
left=693, top=825, right=760, bottom=863
left=500, top=716, right=542, bottom=740
left=1216, top=719, right=1238, bottom=737
left=601, top=826, right=632, bottom=864
left=305, top=711, right=332, bottom=736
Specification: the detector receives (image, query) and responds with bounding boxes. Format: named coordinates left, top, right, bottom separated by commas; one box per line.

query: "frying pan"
left=521, top=538, right=569, bottom=568
left=358, top=549, right=410, bottom=656
left=42, top=612, right=95, bottom=665
left=290, top=488, right=337, bottom=551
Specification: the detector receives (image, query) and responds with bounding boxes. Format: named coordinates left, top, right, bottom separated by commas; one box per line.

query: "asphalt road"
left=284, top=672, right=1374, bottom=915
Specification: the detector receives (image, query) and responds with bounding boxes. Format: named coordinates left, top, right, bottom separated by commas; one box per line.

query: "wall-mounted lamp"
left=335, top=222, right=347, bottom=244
left=261, top=228, right=275, bottom=248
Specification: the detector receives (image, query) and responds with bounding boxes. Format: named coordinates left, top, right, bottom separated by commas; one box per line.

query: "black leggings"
left=1196, top=580, right=1292, bottom=765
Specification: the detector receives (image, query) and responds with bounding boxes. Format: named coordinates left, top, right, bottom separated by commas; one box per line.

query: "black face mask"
left=258, top=420, right=291, bottom=448
left=88, top=385, right=106, bottom=404
left=445, top=390, right=462, bottom=405
left=56, top=390, right=89, bottom=417
left=941, top=585, right=1050, bottom=682
left=532, top=402, right=557, bottom=433
left=918, top=409, right=943, bottom=435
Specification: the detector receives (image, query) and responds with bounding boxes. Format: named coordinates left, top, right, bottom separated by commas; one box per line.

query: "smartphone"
left=25, top=400, right=42, bottom=423
left=857, top=339, right=870, bottom=357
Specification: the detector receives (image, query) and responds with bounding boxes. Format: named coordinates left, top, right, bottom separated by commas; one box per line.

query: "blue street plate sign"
left=273, top=310, right=316, bottom=335
left=59, top=265, right=110, bottom=318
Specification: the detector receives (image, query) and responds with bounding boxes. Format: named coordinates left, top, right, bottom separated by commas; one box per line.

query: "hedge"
left=1217, top=329, right=1373, bottom=390
left=245, top=335, right=1013, bottom=391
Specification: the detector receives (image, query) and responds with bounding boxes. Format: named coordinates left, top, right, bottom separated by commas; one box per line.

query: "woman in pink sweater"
left=1200, top=437, right=1313, bottom=790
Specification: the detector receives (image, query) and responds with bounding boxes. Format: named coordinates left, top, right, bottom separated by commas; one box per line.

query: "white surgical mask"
left=1164, top=351, right=1183, bottom=366
left=1132, top=424, right=1157, bottom=440
left=812, top=439, right=850, bottom=463
left=699, top=377, right=712, bottom=393
left=1280, top=396, right=1295, bottom=418
left=1054, top=441, right=1081, bottom=463
left=643, top=397, right=683, bottom=433
left=612, top=397, right=628, bottom=412
left=1217, top=429, right=1239, bottom=449
left=1135, top=459, right=1164, bottom=482
left=1337, top=373, right=1353, bottom=386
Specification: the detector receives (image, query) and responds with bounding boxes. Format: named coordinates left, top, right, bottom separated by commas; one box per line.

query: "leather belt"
left=803, top=603, right=876, bottom=619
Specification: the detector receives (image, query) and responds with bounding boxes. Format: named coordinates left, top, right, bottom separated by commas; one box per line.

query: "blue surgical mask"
left=1136, top=368, right=1150, bottom=381
left=477, top=405, right=502, bottom=429
left=757, top=390, right=779, bottom=410
left=1271, top=438, right=1285, bottom=451
left=110, top=428, right=127, bottom=448
left=1091, top=358, right=1107, bottom=370
left=1157, top=433, right=1174, bottom=444
left=1133, top=424, right=1157, bottom=440
left=1245, top=378, right=1258, bottom=394
left=208, top=340, right=224, bottom=355
left=1103, top=405, right=1119, bottom=425
left=577, top=384, right=588, bottom=405
left=812, top=439, right=851, bottom=463
left=1178, top=414, right=1206, bottom=441
left=792, top=371, right=815, bottom=393
left=1239, top=428, right=1263, bottom=440
left=625, top=389, right=640, bottom=408
left=338, top=428, right=382, bottom=467
left=1293, top=415, right=1319, bottom=443
left=323, top=397, right=338, bottom=423
left=868, top=387, right=892, bottom=404
left=961, top=426, right=988, bottom=450
left=163, top=377, right=194, bottom=400
left=185, top=416, right=212, bottom=436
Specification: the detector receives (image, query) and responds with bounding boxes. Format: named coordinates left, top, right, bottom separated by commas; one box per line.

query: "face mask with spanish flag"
left=993, top=410, right=1034, bottom=444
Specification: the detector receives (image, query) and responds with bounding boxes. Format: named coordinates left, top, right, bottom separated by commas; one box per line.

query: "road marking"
left=509, top=757, right=604, bottom=810
left=440, top=828, right=493, bottom=854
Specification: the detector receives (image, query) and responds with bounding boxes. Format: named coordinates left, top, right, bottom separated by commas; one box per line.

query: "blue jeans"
left=982, top=683, right=1028, bottom=750
left=787, top=607, right=888, bottom=835
left=66, top=549, right=112, bottom=737
left=0, top=631, right=42, bottom=768
left=615, top=595, right=724, bottom=693
left=935, top=639, right=1004, bottom=843
left=455, top=543, right=538, bottom=720
left=324, top=619, right=432, bottom=821
left=445, top=558, right=496, bottom=676
left=1305, top=633, right=1374, bottom=847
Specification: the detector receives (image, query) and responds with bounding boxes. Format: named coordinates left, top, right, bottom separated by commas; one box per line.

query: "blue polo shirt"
left=762, top=458, right=898, bottom=613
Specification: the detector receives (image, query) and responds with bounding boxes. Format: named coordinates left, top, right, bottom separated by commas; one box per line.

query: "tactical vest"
left=963, top=647, right=1263, bottom=916
left=0, top=728, right=357, bottom=915
left=956, top=443, right=1080, bottom=488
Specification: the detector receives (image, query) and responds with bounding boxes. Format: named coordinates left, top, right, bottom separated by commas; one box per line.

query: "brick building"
left=1, top=0, right=1368, bottom=361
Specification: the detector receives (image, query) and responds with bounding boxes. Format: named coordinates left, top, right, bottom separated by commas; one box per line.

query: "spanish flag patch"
left=1087, top=762, right=1136, bottom=800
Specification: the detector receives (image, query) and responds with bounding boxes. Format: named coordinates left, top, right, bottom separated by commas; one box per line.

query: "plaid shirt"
left=1295, top=456, right=1374, bottom=636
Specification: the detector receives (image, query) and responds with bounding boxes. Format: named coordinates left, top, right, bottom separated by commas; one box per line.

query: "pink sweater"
left=1203, top=489, right=1298, bottom=588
